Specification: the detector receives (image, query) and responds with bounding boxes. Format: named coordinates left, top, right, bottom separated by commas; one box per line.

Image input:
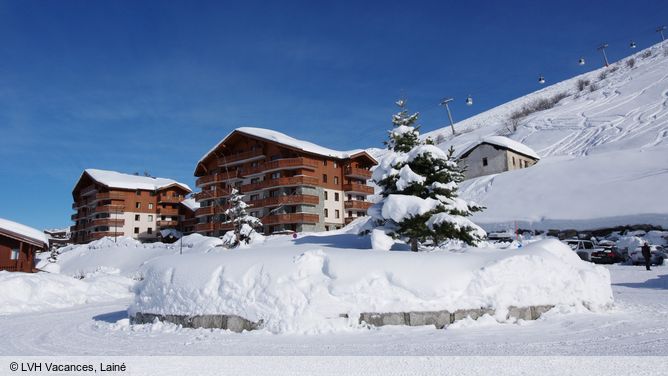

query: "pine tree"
left=369, top=100, right=486, bottom=251
left=222, top=188, right=263, bottom=247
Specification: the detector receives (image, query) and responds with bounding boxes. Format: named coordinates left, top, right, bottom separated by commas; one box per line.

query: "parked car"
left=563, top=239, right=605, bottom=262
left=628, top=245, right=666, bottom=266
left=590, top=248, right=624, bottom=264
left=487, top=232, right=514, bottom=244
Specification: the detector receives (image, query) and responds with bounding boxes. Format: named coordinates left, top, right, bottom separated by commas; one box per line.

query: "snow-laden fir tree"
left=368, top=99, right=486, bottom=252
left=221, top=188, right=263, bottom=247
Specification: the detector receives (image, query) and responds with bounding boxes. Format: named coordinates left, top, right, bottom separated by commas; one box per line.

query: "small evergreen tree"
left=369, top=100, right=486, bottom=251
left=222, top=188, right=263, bottom=247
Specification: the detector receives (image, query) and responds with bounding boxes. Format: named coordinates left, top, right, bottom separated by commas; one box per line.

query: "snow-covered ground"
left=418, top=41, right=668, bottom=230
left=0, top=263, right=665, bottom=356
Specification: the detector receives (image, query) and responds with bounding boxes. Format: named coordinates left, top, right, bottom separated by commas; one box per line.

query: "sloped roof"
left=0, top=217, right=49, bottom=246
left=81, top=169, right=192, bottom=192
left=180, top=198, right=200, bottom=211
left=458, top=136, right=540, bottom=160
left=197, top=127, right=377, bottom=167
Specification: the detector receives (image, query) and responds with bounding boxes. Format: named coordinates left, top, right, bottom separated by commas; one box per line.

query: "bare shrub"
left=640, top=50, right=652, bottom=59
left=626, top=58, right=636, bottom=68
left=609, top=66, right=619, bottom=73
left=505, top=92, right=568, bottom=133
left=598, top=71, right=608, bottom=80
left=576, top=79, right=591, bottom=91
left=589, top=83, right=598, bottom=92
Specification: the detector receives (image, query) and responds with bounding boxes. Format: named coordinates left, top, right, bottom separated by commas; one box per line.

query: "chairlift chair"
left=578, top=57, right=585, bottom=65
left=465, top=95, right=473, bottom=106
left=538, top=75, right=545, bottom=84
left=630, top=41, right=637, bottom=49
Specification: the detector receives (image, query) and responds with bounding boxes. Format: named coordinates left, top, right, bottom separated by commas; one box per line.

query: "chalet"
left=0, top=217, right=48, bottom=272
left=193, top=127, right=378, bottom=236
left=71, top=169, right=192, bottom=244
left=456, top=136, right=540, bottom=180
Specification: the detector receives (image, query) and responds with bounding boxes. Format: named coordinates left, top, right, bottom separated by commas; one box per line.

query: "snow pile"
left=0, top=271, right=132, bottom=314
left=83, top=169, right=191, bottom=192
left=130, top=238, right=612, bottom=333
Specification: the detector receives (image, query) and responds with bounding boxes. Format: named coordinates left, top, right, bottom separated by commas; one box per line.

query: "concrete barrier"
left=132, top=305, right=554, bottom=332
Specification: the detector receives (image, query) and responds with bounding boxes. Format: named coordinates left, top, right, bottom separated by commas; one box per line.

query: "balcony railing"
left=158, top=195, right=183, bottom=204
left=343, top=200, right=373, bottom=210
left=95, top=192, right=126, bottom=201
left=157, top=207, right=179, bottom=216
left=218, top=149, right=265, bottom=166
left=242, top=157, right=319, bottom=176
left=80, top=186, right=98, bottom=196
left=196, top=171, right=240, bottom=187
left=88, top=218, right=125, bottom=228
left=241, top=176, right=319, bottom=193
left=344, top=167, right=372, bottom=180
left=95, top=205, right=124, bottom=214
left=194, top=188, right=232, bottom=201
left=157, top=220, right=179, bottom=227
left=262, top=213, right=319, bottom=225
left=88, top=232, right=124, bottom=240
left=195, top=206, right=217, bottom=217
left=194, top=222, right=234, bottom=233
left=342, top=183, right=374, bottom=195
left=247, top=194, right=319, bottom=208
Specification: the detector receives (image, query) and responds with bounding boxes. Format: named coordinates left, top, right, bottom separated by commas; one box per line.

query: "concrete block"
left=407, top=311, right=452, bottom=329
left=191, top=315, right=224, bottom=329
left=507, top=306, right=532, bottom=320
left=453, top=308, right=493, bottom=321
left=530, top=305, right=554, bottom=320
left=225, top=315, right=251, bottom=332
left=359, top=312, right=406, bottom=327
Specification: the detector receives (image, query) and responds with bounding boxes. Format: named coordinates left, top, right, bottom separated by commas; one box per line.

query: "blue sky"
left=1, top=0, right=666, bottom=230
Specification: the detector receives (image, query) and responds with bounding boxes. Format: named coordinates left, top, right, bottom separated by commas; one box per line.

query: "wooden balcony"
left=262, top=213, right=319, bottom=225
left=194, top=222, right=234, bottom=233
left=95, top=192, right=125, bottom=201
left=194, top=188, right=232, bottom=201
left=344, top=200, right=373, bottom=210
left=157, top=207, right=179, bottom=216
left=157, top=220, right=179, bottom=227
left=195, top=206, right=217, bottom=217
left=218, top=149, right=265, bottom=166
left=344, top=167, right=372, bottom=180
left=241, top=176, right=319, bottom=193
left=196, top=171, right=240, bottom=187
left=342, top=183, right=374, bottom=195
left=80, top=186, right=98, bottom=196
left=158, top=195, right=183, bottom=204
left=88, top=218, right=125, bottom=228
left=88, top=231, right=124, bottom=240
left=247, top=194, right=319, bottom=208
left=242, top=157, right=319, bottom=176
left=95, top=205, right=124, bottom=214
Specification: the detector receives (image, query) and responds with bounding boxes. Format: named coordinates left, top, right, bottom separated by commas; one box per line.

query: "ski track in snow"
left=1, top=266, right=667, bottom=356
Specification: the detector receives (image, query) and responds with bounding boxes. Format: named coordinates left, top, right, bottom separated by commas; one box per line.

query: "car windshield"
left=566, top=242, right=578, bottom=250
left=583, top=242, right=593, bottom=249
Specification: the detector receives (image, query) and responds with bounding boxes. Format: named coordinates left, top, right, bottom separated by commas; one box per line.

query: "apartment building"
left=70, top=169, right=192, bottom=244
left=193, top=127, right=377, bottom=236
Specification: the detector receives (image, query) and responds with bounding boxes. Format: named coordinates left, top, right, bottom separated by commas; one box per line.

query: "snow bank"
left=0, top=271, right=132, bottom=314
left=130, top=238, right=612, bottom=333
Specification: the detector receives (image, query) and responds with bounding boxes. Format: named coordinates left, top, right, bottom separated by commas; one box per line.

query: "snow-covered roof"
left=198, top=127, right=375, bottom=165
left=180, top=198, right=200, bottom=211
left=0, top=217, right=49, bottom=246
left=459, top=136, right=540, bottom=160
left=81, top=169, right=192, bottom=192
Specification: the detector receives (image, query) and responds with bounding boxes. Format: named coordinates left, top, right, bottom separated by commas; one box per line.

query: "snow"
left=395, top=165, right=426, bottom=190
left=379, top=195, right=440, bottom=223
left=457, top=135, right=540, bottom=160
left=198, top=127, right=374, bottom=166
left=416, top=41, right=668, bottom=230
left=180, top=197, right=200, bottom=211
left=129, top=237, right=611, bottom=333
left=83, top=168, right=191, bottom=192
left=0, top=217, right=48, bottom=246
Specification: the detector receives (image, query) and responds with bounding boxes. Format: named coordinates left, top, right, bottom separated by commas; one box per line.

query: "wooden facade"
left=194, top=129, right=377, bottom=236
left=0, top=229, right=46, bottom=273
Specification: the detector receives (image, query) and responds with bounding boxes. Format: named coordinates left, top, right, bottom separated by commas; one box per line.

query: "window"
left=335, top=210, right=340, bottom=219
left=136, top=190, right=141, bottom=196
left=271, top=172, right=280, bottom=179
left=134, top=227, right=139, bottom=234
left=324, top=191, right=328, bottom=200
left=10, top=248, right=19, bottom=260
left=251, top=177, right=260, bottom=184
left=334, top=176, right=339, bottom=184
left=322, top=174, right=328, bottom=183
left=250, top=194, right=259, bottom=201
left=333, top=161, right=337, bottom=168
left=348, top=211, right=353, bottom=217
left=161, top=216, right=166, bottom=220
left=482, top=157, right=488, bottom=166
left=135, top=202, right=141, bottom=209
left=148, top=215, right=153, bottom=221
left=150, top=191, right=156, bottom=196
left=147, top=227, right=153, bottom=235
left=357, top=211, right=365, bottom=217
left=135, top=214, right=140, bottom=221
left=512, top=156, right=516, bottom=166
left=325, top=226, right=330, bottom=231
left=324, top=209, right=329, bottom=218
left=525, top=160, right=529, bottom=168
left=334, top=193, right=339, bottom=201
left=323, top=160, right=327, bottom=166
left=148, top=203, right=153, bottom=209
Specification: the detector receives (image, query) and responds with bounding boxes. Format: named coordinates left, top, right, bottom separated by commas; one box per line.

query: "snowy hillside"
left=420, top=41, right=668, bottom=231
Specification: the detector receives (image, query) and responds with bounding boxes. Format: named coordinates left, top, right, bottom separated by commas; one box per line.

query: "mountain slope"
left=422, top=41, right=668, bottom=231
